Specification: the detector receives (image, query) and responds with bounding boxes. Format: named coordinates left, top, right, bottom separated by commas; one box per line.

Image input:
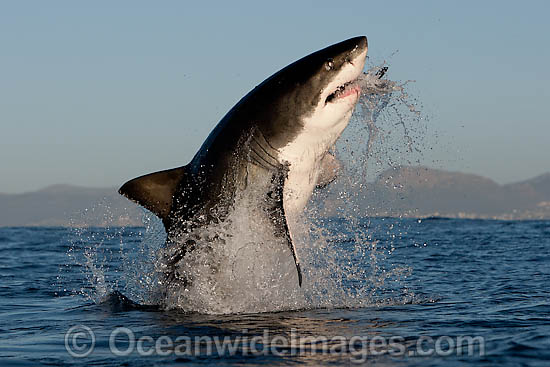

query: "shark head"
left=290, top=36, right=368, bottom=127
left=228, top=36, right=368, bottom=149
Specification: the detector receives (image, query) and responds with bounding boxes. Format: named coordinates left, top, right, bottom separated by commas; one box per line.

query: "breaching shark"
left=119, top=36, right=368, bottom=287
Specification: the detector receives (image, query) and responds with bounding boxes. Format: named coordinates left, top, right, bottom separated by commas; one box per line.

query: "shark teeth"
left=325, top=80, right=356, bottom=104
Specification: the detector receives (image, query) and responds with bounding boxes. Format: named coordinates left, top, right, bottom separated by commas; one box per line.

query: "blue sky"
left=1, top=1, right=549, bottom=193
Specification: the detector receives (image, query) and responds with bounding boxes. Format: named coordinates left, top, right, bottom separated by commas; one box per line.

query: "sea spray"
left=62, top=206, right=164, bottom=305
left=298, top=62, right=426, bottom=308
left=64, top=61, right=427, bottom=314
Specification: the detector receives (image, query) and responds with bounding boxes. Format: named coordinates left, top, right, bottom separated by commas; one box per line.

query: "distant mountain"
left=0, top=185, right=142, bottom=227
left=1, top=168, right=549, bottom=227
left=358, top=167, right=550, bottom=219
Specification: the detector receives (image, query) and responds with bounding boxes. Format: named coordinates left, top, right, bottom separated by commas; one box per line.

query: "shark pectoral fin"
left=293, top=252, right=303, bottom=287
left=281, top=211, right=302, bottom=287
left=282, top=216, right=303, bottom=287
left=118, top=166, right=187, bottom=222
left=316, top=152, right=341, bottom=189
left=268, top=167, right=303, bottom=287
left=295, top=261, right=302, bottom=287
left=271, top=208, right=303, bottom=287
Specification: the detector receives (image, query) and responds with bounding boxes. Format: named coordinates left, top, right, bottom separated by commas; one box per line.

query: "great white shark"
left=119, top=36, right=368, bottom=287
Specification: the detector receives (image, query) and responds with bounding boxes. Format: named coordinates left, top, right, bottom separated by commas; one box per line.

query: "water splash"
left=296, top=61, right=427, bottom=309
left=157, top=190, right=305, bottom=314
left=346, top=63, right=426, bottom=182
left=62, top=206, right=165, bottom=305
left=64, top=59, right=427, bottom=314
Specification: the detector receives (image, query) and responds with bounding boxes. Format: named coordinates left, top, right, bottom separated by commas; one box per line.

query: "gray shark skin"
left=119, top=36, right=368, bottom=287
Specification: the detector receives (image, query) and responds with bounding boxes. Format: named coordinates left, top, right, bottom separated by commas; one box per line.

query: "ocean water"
left=1, top=63, right=546, bottom=366
left=1, top=218, right=549, bottom=366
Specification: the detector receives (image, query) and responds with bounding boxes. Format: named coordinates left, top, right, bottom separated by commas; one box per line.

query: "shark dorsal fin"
left=119, top=166, right=187, bottom=221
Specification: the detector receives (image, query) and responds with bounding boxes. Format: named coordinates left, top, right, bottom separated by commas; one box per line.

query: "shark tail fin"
left=118, top=166, right=187, bottom=224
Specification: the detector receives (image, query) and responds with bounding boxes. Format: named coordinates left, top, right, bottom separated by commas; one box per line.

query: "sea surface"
left=1, top=218, right=549, bottom=366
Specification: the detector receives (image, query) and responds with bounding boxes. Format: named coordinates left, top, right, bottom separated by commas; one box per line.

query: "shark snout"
left=342, top=36, right=368, bottom=63
left=323, top=37, right=368, bottom=105
left=350, top=36, right=368, bottom=67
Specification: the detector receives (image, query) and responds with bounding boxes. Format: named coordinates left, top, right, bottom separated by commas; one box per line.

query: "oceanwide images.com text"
left=65, top=325, right=485, bottom=362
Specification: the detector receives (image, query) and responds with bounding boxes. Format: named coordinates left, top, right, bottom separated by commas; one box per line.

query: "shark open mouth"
left=325, top=79, right=361, bottom=104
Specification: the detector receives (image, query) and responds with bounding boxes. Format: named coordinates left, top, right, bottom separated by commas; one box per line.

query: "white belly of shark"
left=280, top=108, right=354, bottom=221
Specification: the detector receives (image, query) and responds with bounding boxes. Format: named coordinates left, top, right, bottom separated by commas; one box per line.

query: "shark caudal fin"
left=118, top=166, right=187, bottom=223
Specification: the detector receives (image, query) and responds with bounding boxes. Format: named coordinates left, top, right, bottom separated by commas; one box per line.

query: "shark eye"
left=325, top=59, right=334, bottom=70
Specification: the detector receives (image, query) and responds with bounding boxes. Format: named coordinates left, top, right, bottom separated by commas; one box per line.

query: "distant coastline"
left=1, top=166, right=549, bottom=227
left=354, top=166, right=550, bottom=220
